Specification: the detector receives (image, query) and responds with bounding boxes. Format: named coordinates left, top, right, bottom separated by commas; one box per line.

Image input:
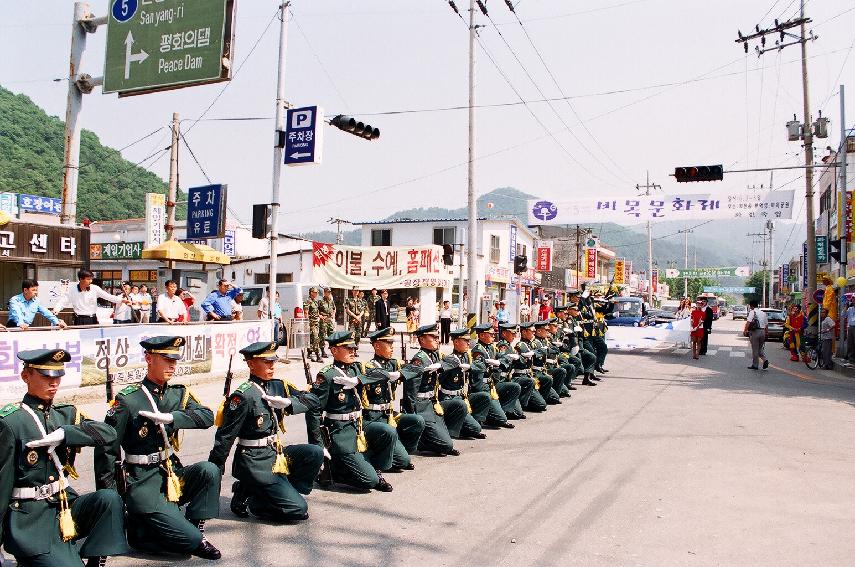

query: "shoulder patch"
left=237, top=382, right=252, bottom=393
left=119, top=384, right=141, bottom=396
left=229, top=395, right=243, bottom=410
left=0, top=403, right=20, bottom=418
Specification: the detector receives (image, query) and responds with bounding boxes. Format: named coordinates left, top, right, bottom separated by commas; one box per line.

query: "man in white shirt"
left=138, top=284, right=152, bottom=323
left=113, top=281, right=135, bottom=325
left=819, top=307, right=836, bottom=369
left=744, top=299, right=769, bottom=370
left=53, top=269, right=127, bottom=326
left=157, top=280, right=186, bottom=324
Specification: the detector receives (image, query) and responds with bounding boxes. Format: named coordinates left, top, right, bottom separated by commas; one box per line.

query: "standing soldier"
left=94, top=336, right=222, bottom=560
left=362, top=327, right=425, bottom=471
left=305, top=331, right=395, bottom=492
left=568, top=293, right=598, bottom=386
left=495, top=323, right=537, bottom=417
left=209, top=342, right=323, bottom=522
left=578, top=287, right=603, bottom=383
left=363, top=289, right=379, bottom=335
left=592, top=291, right=613, bottom=373
left=303, top=287, right=322, bottom=362
left=0, top=349, right=128, bottom=567
left=317, top=288, right=337, bottom=359
left=344, top=288, right=364, bottom=346
left=550, top=309, right=579, bottom=391
left=470, top=323, right=521, bottom=424
left=440, top=329, right=492, bottom=436
left=402, top=324, right=466, bottom=454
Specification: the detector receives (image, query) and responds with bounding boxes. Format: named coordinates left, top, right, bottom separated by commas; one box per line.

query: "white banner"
left=605, top=318, right=691, bottom=351
left=311, top=242, right=454, bottom=289
left=528, top=190, right=795, bottom=225
left=145, top=193, right=166, bottom=248
left=0, top=321, right=271, bottom=402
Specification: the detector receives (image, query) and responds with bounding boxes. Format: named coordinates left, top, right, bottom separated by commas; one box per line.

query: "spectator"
left=53, top=269, right=127, bottom=326
left=439, top=300, right=452, bottom=344
left=496, top=300, right=510, bottom=324
left=846, top=298, right=855, bottom=363
left=200, top=279, right=242, bottom=321
left=178, top=288, right=194, bottom=322
left=744, top=299, right=769, bottom=370
left=820, top=307, right=836, bottom=370
left=6, top=279, right=66, bottom=330
left=128, top=284, right=142, bottom=322
left=698, top=298, right=714, bottom=355
left=138, top=284, right=152, bottom=323
left=690, top=300, right=705, bottom=359
left=519, top=301, right=531, bottom=323
left=113, top=281, right=135, bottom=325
left=157, top=280, right=186, bottom=325
left=232, top=292, right=244, bottom=321
left=258, top=290, right=284, bottom=345
left=538, top=297, right=552, bottom=321
left=149, top=286, right=159, bottom=321
left=374, top=289, right=391, bottom=329
left=784, top=304, right=805, bottom=362
left=405, top=297, right=417, bottom=345
left=413, top=298, right=421, bottom=327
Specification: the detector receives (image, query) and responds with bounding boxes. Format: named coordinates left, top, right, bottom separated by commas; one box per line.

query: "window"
left=371, top=229, right=391, bottom=246
left=433, top=227, right=456, bottom=246
left=490, top=235, right=501, bottom=264
left=516, top=243, right=527, bottom=257
left=820, top=188, right=832, bottom=214
left=254, top=273, right=293, bottom=284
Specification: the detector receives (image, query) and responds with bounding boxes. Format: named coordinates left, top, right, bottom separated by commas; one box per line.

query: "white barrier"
left=0, top=321, right=272, bottom=402
left=605, top=318, right=691, bottom=351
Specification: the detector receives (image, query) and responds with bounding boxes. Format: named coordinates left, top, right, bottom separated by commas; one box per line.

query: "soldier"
left=317, top=287, right=337, bottom=359
left=551, top=308, right=580, bottom=391
left=0, top=349, right=127, bottom=567
left=303, top=287, right=322, bottom=362
left=568, top=293, right=599, bottom=386
left=578, top=287, right=604, bottom=382
left=209, top=342, right=323, bottom=522
left=363, top=288, right=379, bottom=335
left=592, top=291, right=613, bottom=373
left=94, top=336, right=222, bottom=560
left=508, top=323, right=551, bottom=412
left=533, top=320, right=566, bottom=401
left=401, top=324, right=465, bottom=455
left=344, top=288, right=364, bottom=346
left=470, top=323, right=522, bottom=424
left=495, top=323, right=537, bottom=416
left=362, top=327, right=425, bottom=471
left=305, top=331, right=395, bottom=492
left=440, top=328, right=492, bottom=436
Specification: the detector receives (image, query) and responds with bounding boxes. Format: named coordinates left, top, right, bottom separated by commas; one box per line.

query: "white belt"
left=125, top=450, right=171, bottom=465
left=513, top=369, right=530, bottom=376
left=237, top=435, right=276, bottom=447
left=441, top=388, right=465, bottom=396
left=325, top=410, right=361, bottom=421
left=366, top=403, right=391, bottom=411
left=11, top=480, right=62, bottom=500
left=416, top=392, right=434, bottom=399
left=532, top=366, right=544, bottom=371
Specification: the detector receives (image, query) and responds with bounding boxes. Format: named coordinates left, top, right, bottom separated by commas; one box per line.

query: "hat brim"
left=156, top=352, right=182, bottom=360
left=30, top=367, right=65, bottom=378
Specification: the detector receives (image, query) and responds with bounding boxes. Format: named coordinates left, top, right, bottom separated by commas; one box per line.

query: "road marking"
left=719, top=346, right=733, bottom=351
left=706, top=350, right=718, bottom=356
left=729, top=351, right=746, bottom=358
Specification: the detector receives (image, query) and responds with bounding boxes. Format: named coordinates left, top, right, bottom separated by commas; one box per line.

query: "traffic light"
left=674, top=164, right=724, bottom=182
left=252, top=204, right=269, bottom=239
left=829, top=238, right=842, bottom=263
left=330, top=115, right=380, bottom=140
left=513, top=255, right=528, bottom=274
left=442, top=244, right=454, bottom=266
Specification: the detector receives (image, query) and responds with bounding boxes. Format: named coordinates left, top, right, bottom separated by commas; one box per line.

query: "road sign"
left=535, top=240, right=553, bottom=272
left=703, top=286, right=756, bottom=294
left=187, top=184, right=227, bottom=239
left=816, top=235, right=828, bottom=264
left=664, top=266, right=750, bottom=279
left=284, top=106, right=324, bottom=166
left=103, top=0, right=235, bottom=95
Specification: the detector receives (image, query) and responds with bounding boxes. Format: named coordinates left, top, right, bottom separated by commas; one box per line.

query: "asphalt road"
left=5, top=318, right=855, bottom=566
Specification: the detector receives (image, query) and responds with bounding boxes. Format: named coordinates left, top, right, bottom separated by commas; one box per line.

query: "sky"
left=2, top=0, right=854, bottom=266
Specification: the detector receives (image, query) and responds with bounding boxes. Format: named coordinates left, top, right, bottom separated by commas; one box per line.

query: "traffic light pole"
left=838, top=84, right=848, bottom=358
left=465, top=0, right=479, bottom=327
left=637, top=172, right=660, bottom=305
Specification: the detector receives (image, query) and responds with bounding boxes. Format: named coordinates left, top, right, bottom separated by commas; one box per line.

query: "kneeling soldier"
left=363, top=327, right=425, bottom=471
left=305, top=331, right=395, bottom=492
left=95, top=336, right=222, bottom=560
left=0, top=349, right=127, bottom=567
left=440, top=328, right=490, bottom=437
left=533, top=321, right=564, bottom=403
left=209, top=342, right=323, bottom=522
left=470, top=323, right=520, bottom=426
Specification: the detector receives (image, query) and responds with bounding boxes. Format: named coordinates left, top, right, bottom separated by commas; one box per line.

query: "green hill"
left=0, top=85, right=176, bottom=221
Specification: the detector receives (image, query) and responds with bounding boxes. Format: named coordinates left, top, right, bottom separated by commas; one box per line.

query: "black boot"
left=192, top=520, right=221, bottom=560
left=582, top=373, right=597, bottom=386
left=374, top=473, right=393, bottom=492
left=230, top=481, right=249, bottom=518
left=317, top=456, right=333, bottom=487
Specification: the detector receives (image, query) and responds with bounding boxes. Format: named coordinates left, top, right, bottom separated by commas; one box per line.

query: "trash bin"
left=289, top=318, right=309, bottom=350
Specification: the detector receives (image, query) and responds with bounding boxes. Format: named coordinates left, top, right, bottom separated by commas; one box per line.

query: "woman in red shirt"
left=690, top=301, right=705, bottom=359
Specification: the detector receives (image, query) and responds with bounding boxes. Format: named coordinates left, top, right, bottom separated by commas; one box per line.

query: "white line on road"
left=729, top=351, right=746, bottom=358
left=706, top=350, right=718, bottom=356
left=719, top=346, right=733, bottom=351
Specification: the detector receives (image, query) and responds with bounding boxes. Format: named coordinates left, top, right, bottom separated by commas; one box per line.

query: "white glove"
left=546, top=358, right=556, bottom=364
left=508, top=354, right=520, bottom=361
left=459, top=363, right=471, bottom=371
left=387, top=371, right=401, bottom=380
left=26, top=428, right=65, bottom=449
left=262, top=394, right=292, bottom=409
left=332, top=374, right=359, bottom=389
left=486, top=358, right=500, bottom=367
left=521, top=351, right=535, bottom=359
left=138, top=410, right=174, bottom=425
left=574, top=326, right=583, bottom=332
left=571, top=346, right=580, bottom=355
left=323, top=447, right=331, bottom=460
left=425, top=362, right=442, bottom=371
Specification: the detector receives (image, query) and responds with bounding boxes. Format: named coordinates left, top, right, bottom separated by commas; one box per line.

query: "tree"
left=743, top=271, right=767, bottom=304
left=662, top=277, right=715, bottom=299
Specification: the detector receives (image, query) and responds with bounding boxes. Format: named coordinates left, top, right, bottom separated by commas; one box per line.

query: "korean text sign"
left=187, top=184, right=227, bottom=239
left=311, top=242, right=454, bottom=289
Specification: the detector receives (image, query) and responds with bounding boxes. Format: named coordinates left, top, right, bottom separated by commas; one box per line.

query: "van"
left=240, top=283, right=324, bottom=321
left=606, top=296, right=649, bottom=327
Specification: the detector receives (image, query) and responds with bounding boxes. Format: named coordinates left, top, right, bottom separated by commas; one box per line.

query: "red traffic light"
left=674, top=164, right=723, bottom=182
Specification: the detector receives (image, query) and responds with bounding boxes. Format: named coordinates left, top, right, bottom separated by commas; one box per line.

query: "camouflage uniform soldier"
left=363, top=289, right=379, bottom=336
left=317, top=288, right=336, bottom=359
left=344, top=288, right=364, bottom=346
left=303, top=287, right=322, bottom=362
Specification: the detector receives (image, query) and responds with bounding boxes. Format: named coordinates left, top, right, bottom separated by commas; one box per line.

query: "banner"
left=535, top=240, right=553, bottom=271
left=605, top=318, right=691, bottom=351
left=145, top=193, right=166, bottom=249
left=652, top=269, right=659, bottom=293
left=613, top=259, right=625, bottom=284
left=528, top=189, right=796, bottom=225
left=585, top=248, right=598, bottom=279
left=703, top=286, right=756, bottom=294
left=0, top=321, right=271, bottom=402
left=664, top=266, right=750, bottom=278
left=19, top=193, right=62, bottom=216
left=312, top=242, right=453, bottom=289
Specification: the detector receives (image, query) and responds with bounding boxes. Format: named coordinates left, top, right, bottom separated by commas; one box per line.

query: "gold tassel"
left=213, top=398, right=226, bottom=427
left=490, top=384, right=500, bottom=400
left=464, top=396, right=472, bottom=414
left=58, top=491, right=77, bottom=542
left=360, top=387, right=370, bottom=408
left=169, top=432, right=181, bottom=452
left=534, top=376, right=541, bottom=390
left=62, top=464, right=80, bottom=480
left=433, top=401, right=444, bottom=416
left=273, top=451, right=290, bottom=475
left=166, top=471, right=182, bottom=503
left=387, top=411, right=398, bottom=428
left=356, top=418, right=369, bottom=453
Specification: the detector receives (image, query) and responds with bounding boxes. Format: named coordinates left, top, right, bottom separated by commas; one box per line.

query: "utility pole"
left=636, top=171, right=661, bottom=305
left=165, top=112, right=179, bottom=241
left=267, top=2, right=290, bottom=321
left=748, top=231, right=770, bottom=306
left=838, top=84, right=848, bottom=357
left=327, top=217, right=351, bottom=244
left=465, top=0, right=479, bottom=327
left=678, top=227, right=693, bottom=297
left=767, top=220, right=775, bottom=307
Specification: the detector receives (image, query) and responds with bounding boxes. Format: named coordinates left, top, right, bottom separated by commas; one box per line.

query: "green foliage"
left=0, top=85, right=182, bottom=221
left=743, top=270, right=768, bottom=303
left=662, top=277, right=715, bottom=299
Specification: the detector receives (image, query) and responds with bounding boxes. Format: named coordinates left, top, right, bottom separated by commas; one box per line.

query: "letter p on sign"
left=291, top=109, right=313, bottom=129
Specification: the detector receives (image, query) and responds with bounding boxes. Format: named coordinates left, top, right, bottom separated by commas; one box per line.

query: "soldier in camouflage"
left=317, top=288, right=336, bottom=359
left=363, top=289, right=379, bottom=336
left=303, top=287, right=322, bottom=362
left=344, top=288, right=364, bottom=347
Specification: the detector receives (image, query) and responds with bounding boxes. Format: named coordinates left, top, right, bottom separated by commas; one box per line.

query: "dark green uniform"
left=402, top=348, right=465, bottom=453
left=568, top=305, right=598, bottom=381
left=208, top=376, right=323, bottom=521
left=578, top=297, right=603, bottom=381
left=439, top=350, right=488, bottom=437
left=362, top=356, right=425, bottom=469
left=363, top=293, right=379, bottom=335
left=495, top=335, right=537, bottom=415
left=470, top=340, right=521, bottom=423
left=94, top=379, right=221, bottom=555
left=513, top=337, right=552, bottom=411
left=592, top=298, right=613, bottom=371
left=0, top=396, right=127, bottom=566
left=303, top=293, right=322, bottom=361
left=552, top=312, right=581, bottom=389
left=530, top=332, right=563, bottom=404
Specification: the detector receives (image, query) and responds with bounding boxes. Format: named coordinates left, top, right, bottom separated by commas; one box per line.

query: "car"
left=606, top=297, right=649, bottom=326
left=731, top=305, right=748, bottom=320
left=647, top=308, right=678, bottom=326
left=761, top=308, right=786, bottom=341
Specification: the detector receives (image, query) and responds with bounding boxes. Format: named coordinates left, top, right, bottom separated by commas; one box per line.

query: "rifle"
left=213, top=354, right=234, bottom=427
left=302, top=348, right=334, bottom=486
left=105, top=358, right=127, bottom=495
left=301, top=348, right=312, bottom=385
left=401, top=330, right=408, bottom=362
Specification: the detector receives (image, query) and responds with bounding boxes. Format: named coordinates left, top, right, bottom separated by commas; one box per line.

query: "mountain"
left=0, top=85, right=179, bottom=221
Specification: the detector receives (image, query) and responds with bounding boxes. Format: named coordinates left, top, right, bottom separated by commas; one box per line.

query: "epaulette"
left=119, top=384, right=141, bottom=396
left=0, top=403, right=20, bottom=418
left=237, top=382, right=252, bottom=393
left=320, top=364, right=333, bottom=373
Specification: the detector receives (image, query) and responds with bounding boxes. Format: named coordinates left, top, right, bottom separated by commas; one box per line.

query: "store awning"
left=141, top=240, right=230, bottom=265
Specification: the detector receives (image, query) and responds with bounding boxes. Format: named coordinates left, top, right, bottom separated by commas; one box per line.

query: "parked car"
left=648, top=308, right=678, bottom=326
left=606, top=297, right=649, bottom=326
left=731, top=305, right=748, bottom=320
left=761, top=308, right=786, bottom=341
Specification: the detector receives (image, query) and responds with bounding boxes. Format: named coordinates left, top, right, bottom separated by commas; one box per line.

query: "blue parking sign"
left=187, top=184, right=227, bottom=239
left=284, top=106, right=324, bottom=166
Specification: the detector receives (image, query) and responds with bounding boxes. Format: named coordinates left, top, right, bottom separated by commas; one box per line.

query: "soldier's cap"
left=17, top=349, right=71, bottom=377
left=547, top=317, right=559, bottom=325
left=474, top=323, right=495, bottom=334
left=140, top=336, right=185, bottom=360
left=518, top=321, right=535, bottom=330
left=499, top=322, right=518, bottom=332
left=450, top=328, right=471, bottom=339
left=553, top=306, right=567, bottom=313
left=327, top=330, right=356, bottom=347
left=533, top=320, right=549, bottom=329
left=414, top=324, right=440, bottom=337
left=368, top=327, right=396, bottom=342
left=239, top=341, right=278, bottom=361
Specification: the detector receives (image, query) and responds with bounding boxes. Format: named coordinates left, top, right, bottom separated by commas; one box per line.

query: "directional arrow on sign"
left=735, top=266, right=750, bottom=277
left=124, top=31, right=149, bottom=80
left=289, top=152, right=312, bottom=159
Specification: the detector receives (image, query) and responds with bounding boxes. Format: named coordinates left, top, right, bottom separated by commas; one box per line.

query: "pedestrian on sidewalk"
left=690, top=301, right=705, bottom=359
left=53, top=269, right=127, bottom=326
left=439, top=300, right=452, bottom=344
left=844, top=298, right=855, bottom=363
left=784, top=304, right=805, bottom=362
left=820, top=307, right=836, bottom=370
left=744, top=299, right=769, bottom=370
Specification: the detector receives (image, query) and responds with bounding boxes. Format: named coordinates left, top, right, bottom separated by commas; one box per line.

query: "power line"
left=179, top=131, right=245, bottom=224
left=291, top=12, right=351, bottom=112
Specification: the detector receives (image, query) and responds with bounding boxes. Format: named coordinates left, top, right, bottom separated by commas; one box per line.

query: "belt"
left=11, top=480, right=62, bottom=500
left=325, top=410, right=361, bottom=421
left=416, top=392, right=434, bottom=399
left=532, top=366, right=544, bottom=371
left=237, top=435, right=276, bottom=447
left=440, top=388, right=465, bottom=396
left=513, top=369, right=530, bottom=376
left=366, top=403, right=391, bottom=411
left=125, top=450, right=171, bottom=465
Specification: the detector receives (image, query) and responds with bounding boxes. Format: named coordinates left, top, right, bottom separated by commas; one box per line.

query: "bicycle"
left=802, top=333, right=819, bottom=370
